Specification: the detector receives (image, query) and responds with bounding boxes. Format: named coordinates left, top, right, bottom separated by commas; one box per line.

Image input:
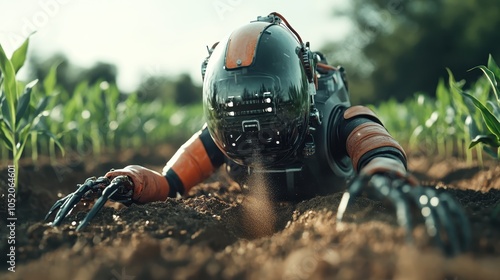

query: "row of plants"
left=373, top=55, right=500, bottom=164
left=34, top=79, right=204, bottom=161
left=0, top=38, right=204, bottom=190
left=1, top=38, right=499, bottom=191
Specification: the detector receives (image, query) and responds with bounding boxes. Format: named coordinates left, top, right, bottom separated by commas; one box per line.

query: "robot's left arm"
left=338, top=105, right=410, bottom=178
left=336, top=105, right=471, bottom=256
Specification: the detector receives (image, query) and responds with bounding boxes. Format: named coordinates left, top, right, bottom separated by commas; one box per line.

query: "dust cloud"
left=239, top=158, right=277, bottom=239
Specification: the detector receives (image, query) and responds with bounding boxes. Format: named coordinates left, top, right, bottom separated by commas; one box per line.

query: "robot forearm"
left=341, top=105, right=407, bottom=173
left=162, top=127, right=225, bottom=197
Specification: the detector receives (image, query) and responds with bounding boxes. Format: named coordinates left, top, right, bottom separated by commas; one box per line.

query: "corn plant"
left=31, top=75, right=204, bottom=160
left=27, top=63, right=59, bottom=165
left=462, top=55, right=500, bottom=159
left=373, top=65, right=494, bottom=164
left=0, top=37, right=62, bottom=190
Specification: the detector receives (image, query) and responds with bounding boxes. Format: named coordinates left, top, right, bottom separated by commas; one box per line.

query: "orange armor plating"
left=225, top=22, right=268, bottom=69
left=344, top=106, right=406, bottom=172
left=163, top=133, right=216, bottom=194
left=343, top=105, right=379, bottom=120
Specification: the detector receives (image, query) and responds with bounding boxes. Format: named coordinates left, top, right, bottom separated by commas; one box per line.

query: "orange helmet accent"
left=203, top=12, right=319, bottom=167
left=225, top=21, right=269, bottom=69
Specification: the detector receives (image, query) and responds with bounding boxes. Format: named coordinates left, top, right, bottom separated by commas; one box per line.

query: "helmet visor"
left=215, top=74, right=280, bottom=118
left=207, top=73, right=306, bottom=166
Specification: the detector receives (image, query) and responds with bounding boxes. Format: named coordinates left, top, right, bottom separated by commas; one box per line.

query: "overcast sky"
left=0, top=0, right=351, bottom=91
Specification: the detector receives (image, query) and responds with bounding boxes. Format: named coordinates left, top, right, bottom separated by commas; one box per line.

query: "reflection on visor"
left=218, top=75, right=280, bottom=96
left=217, top=75, right=282, bottom=117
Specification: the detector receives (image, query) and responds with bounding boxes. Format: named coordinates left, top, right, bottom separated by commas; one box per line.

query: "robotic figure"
left=116, top=12, right=408, bottom=202
left=46, top=12, right=470, bottom=255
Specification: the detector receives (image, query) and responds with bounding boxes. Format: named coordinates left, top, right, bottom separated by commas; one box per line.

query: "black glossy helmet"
left=202, top=12, right=316, bottom=167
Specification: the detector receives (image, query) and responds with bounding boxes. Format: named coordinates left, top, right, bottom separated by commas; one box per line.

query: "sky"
left=0, top=0, right=351, bottom=91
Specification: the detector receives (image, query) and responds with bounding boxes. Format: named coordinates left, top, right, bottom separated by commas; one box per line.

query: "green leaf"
left=446, top=68, right=469, bottom=115
left=43, top=63, right=59, bottom=94
left=16, top=117, right=30, bottom=135
left=469, top=134, right=500, bottom=148
left=487, top=54, right=500, bottom=82
left=14, top=119, right=40, bottom=162
left=33, top=96, right=50, bottom=118
left=1, top=95, right=12, bottom=130
left=0, top=94, right=5, bottom=120
left=487, top=100, right=500, bottom=117
left=15, top=79, right=38, bottom=128
left=462, top=91, right=500, bottom=139
left=0, top=123, right=14, bottom=148
left=470, top=65, right=499, bottom=104
left=483, top=146, right=499, bottom=159
left=436, top=78, right=450, bottom=109
left=10, top=36, right=30, bottom=73
left=37, top=129, right=65, bottom=156
left=0, top=139, right=11, bottom=151
left=0, top=43, right=18, bottom=124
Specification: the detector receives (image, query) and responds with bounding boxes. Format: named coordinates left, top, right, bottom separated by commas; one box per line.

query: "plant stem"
left=91, top=123, right=101, bottom=157
left=456, top=138, right=463, bottom=158
left=13, top=137, right=19, bottom=192
left=31, top=132, right=39, bottom=170
left=476, top=145, right=483, bottom=168
left=49, top=138, right=56, bottom=166
left=0, top=145, right=8, bottom=167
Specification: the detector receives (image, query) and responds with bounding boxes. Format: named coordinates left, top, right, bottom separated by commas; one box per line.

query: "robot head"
left=202, top=12, right=317, bottom=167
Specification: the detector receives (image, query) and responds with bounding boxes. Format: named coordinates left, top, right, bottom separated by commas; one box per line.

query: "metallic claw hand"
left=45, top=175, right=134, bottom=231
left=336, top=173, right=471, bottom=256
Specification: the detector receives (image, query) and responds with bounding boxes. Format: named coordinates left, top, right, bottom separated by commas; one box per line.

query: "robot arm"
left=162, top=126, right=225, bottom=197
left=336, top=105, right=470, bottom=255
left=339, top=105, right=407, bottom=173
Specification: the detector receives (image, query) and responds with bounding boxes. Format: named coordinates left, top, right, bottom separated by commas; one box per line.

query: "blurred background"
left=2, top=0, right=498, bottom=105
left=1, top=0, right=500, bottom=164
left=1, top=0, right=350, bottom=103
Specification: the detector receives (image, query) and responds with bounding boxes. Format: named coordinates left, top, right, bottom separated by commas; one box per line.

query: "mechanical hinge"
left=302, top=133, right=315, bottom=157
left=254, top=14, right=281, bottom=24
left=303, top=102, right=322, bottom=158
left=309, top=107, right=322, bottom=127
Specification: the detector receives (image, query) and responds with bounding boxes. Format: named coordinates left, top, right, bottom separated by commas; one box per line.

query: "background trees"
left=320, top=0, right=500, bottom=104
left=28, top=53, right=202, bottom=106
left=23, top=0, right=500, bottom=106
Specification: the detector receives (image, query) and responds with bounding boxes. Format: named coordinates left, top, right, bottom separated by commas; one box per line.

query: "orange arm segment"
left=105, top=165, right=170, bottom=204
left=343, top=105, right=407, bottom=172
left=163, top=127, right=225, bottom=196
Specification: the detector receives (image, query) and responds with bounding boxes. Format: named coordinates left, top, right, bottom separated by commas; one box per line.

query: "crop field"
left=1, top=37, right=500, bottom=280
left=0, top=149, right=499, bottom=280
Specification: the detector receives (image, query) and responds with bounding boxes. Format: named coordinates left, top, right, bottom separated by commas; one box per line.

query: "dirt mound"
left=0, top=152, right=499, bottom=280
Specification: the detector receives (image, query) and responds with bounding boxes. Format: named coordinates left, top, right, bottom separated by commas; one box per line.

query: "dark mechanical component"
left=44, top=175, right=134, bottom=231
left=336, top=173, right=471, bottom=256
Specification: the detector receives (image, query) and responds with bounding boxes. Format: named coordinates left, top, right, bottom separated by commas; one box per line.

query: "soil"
left=0, top=146, right=499, bottom=280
